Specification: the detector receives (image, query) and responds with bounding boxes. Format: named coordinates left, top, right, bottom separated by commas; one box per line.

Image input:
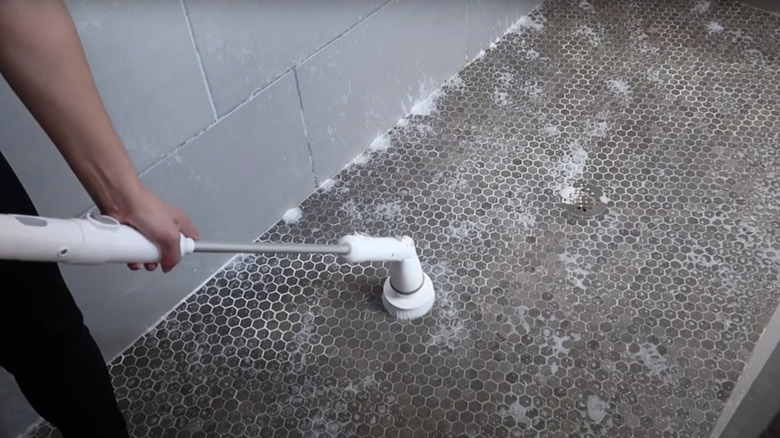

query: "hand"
left=110, top=186, right=200, bottom=273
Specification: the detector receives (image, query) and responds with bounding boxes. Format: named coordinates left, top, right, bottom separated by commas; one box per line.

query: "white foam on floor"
left=369, top=134, right=392, bottom=152
left=586, top=394, right=609, bottom=423
left=577, top=25, right=604, bottom=46
left=282, top=207, right=303, bottom=225
left=693, top=0, right=711, bottom=13
left=508, top=15, right=546, bottom=32
left=318, top=178, right=337, bottom=192
left=607, top=78, right=632, bottom=95
left=372, top=201, right=403, bottom=220
left=579, top=0, right=594, bottom=11
left=707, top=21, right=724, bottom=33
left=347, top=152, right=370, bottom=168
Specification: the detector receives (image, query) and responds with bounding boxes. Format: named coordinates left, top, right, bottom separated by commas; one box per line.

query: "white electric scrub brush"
left=0, top=213, right=435, bottom=320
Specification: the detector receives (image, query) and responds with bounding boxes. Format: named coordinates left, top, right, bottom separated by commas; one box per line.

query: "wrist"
left=93, top=171, right=146, bottom=220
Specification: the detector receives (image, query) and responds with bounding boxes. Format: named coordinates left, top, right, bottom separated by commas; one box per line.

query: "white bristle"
left=381, top=274, right=436, bottom=320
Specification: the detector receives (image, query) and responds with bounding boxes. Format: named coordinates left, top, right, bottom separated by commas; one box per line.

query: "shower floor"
left=32, top=0, right=780, bottom=436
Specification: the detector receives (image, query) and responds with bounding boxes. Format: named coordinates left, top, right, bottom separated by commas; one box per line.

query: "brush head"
left=381, top=273, right=435, bottom=320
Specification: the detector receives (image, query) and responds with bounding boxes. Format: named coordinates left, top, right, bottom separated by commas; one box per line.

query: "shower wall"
left=0, top=0, right=542, bottom=436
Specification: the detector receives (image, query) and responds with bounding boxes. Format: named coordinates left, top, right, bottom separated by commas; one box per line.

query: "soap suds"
left=645, top=67, right=662, bottom=83
left=445, top=221, right=483, bottom=240
left=692, top=0, right=711, bottom=13
left=586, top=395, right=609, bottom=423
left=522, top=81, right=544, bottom=100
left=370, top=134, right=392, bottom=152
left=633, top=342, right=672, bottom=381
left=585, top=111, right=614, bottom=138
left=579, top=0, right=594, bottom=11
left=493, top=72, right=514, bottom=106
left=509, top=15, right=546, bottom=32
left=542, top=125, right=561, bottom=136
left=607, top=78, right=632, bottom=95
left=577, top=25, right=603, bottom=46
left=408, top=73, right=465, bottom=117
left=558, top=250, right=592, bottom=290
left=411, top=90, right=442, bottom=116
left=341, top=200, right=363, bottom=221
left=373, top=201, right=403, bottom=220
left=493, top=91, right=511, bottom=106
left=559, top=186, right=578, bottom=204
left=282, top=207, right=303, bottom=225
left=707, top=21, right=724, bottom=33
left=318, top=179, right=337, bottom=193
left=348, top=152, right=370, bottom=168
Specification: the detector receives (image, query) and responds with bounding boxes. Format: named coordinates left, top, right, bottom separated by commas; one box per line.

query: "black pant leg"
left=0, top=152, right=129, bottom=438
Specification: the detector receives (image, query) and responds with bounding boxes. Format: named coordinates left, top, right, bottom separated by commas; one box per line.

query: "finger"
left=160, top=233, right=182, bottom=273
left=145, top=263, right=157, bottom=271
left=128, top=263, right=142, bottom=271
left=175, top=210, right=200, bottom=240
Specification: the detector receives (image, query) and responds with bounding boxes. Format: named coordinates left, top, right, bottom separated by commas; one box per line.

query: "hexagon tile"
left=29, top=0, right=780, bottom=437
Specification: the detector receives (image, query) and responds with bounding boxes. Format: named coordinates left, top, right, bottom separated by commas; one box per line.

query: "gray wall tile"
left=63, top=0, right=215, bottom=170
left=183, top=0, right=390, bottom=116
left=297, top=0, right=469, bottom=183
left=467, top=0, right=543, bottom=60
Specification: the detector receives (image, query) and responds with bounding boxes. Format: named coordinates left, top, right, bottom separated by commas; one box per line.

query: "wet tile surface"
left=31, top=0, right=780, bottom=437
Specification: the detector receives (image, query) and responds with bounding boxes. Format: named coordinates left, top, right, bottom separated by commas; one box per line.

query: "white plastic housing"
left=339, top=234, right=427, bottom=295
left=0, top=213, right=194, bottom=264
left=338, top=234, right=417, bottom=263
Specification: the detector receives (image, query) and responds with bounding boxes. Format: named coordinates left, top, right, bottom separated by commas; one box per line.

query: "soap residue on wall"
left=407, top=73, right=466, bottom=117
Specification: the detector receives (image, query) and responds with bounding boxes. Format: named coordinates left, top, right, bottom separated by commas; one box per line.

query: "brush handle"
left=0, top=213, right=421, bottom=266
left=0, top=213, right=194, bottom=264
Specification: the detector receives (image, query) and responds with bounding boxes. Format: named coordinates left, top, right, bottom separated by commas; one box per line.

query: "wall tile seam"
left=293, top=67, right=319, bottom=189
left=179, top=0, right=218, bottom=121
left=464, top=0, right=470, bottom=62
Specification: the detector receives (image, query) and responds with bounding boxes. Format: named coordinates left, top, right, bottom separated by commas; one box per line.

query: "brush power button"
left=87, top=213, right=120, bottom=230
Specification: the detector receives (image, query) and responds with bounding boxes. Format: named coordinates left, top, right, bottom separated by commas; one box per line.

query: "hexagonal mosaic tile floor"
left=31, top=0, right=780, bottom=437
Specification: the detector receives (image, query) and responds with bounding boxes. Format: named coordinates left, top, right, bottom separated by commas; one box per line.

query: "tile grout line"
left=104, top=254, right=242, bottom=367
left=180, top=0, right=218, bottom=121
left=293, top=66, right=319, bottom=189
left=295, top=0, right=396, bottom=69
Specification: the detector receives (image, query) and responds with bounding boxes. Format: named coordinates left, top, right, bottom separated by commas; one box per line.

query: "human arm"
left=0, top=0, right=199, bottom=272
